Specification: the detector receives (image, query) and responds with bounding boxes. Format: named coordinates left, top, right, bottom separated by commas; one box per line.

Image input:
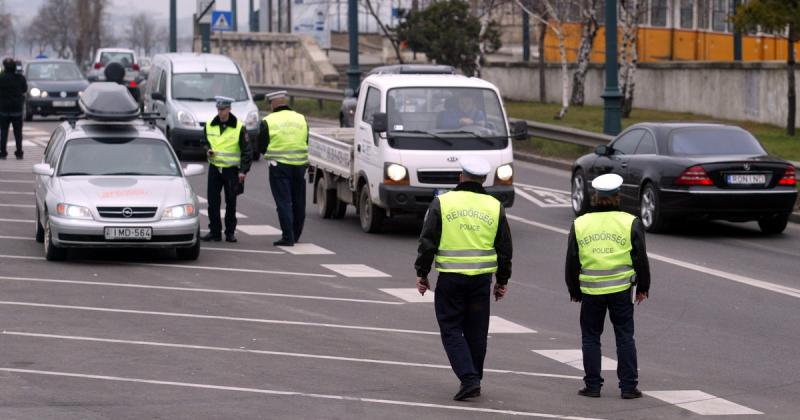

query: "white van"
left=143, top=53, right=264, bottom=157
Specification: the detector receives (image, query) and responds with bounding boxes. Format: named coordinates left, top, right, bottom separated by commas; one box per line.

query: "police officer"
left=258, top=90, right=309, bottom=247
left=415, top=157, right=513, bottom=401
left=201, top=96, right=252, bottom=243
left=565, top=173, right=650, bottom=399
left=0, top=57, right=27, bottom=159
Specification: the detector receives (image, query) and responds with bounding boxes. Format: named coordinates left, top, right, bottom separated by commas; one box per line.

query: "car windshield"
left=58, top=138, right=180, bottom=176
left=100, top=52, right=136, bottom=68
left=26, top=63, right=83, bottom=81
left=669, top=128, right=767, bottom=156
left=171, top=73, right=249, bottom=101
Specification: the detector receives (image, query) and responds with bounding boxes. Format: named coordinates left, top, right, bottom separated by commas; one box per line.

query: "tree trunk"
left=538, top=21, right=546, bottom=103
left=788, top=24, right=796, bottom=136
left=621, top=0, right=640, bottom=118
left=363, top=0, right=404, bottom=64
left=570, top=11, right=598, bottom=106
left=556, top=28, right=569, bottom=119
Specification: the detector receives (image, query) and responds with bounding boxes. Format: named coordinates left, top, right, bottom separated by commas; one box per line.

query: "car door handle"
left=620, top=162, right=628, bottom=168
left=357, top=144, right=361, bottom=152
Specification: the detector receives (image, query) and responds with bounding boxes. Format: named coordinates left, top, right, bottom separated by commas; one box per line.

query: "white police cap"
left=591, top=173, right=623, bottom=196
left=460, top=156, right=491, bottom=177
left=215, top=96, right=234, bottom=109
left=266, top=90, right=288, bottom=101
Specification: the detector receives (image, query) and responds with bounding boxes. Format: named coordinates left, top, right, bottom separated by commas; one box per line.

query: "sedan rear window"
left=668, top=128, right=766, bottom=156
left=100, top=52, right=135, bottom=68
left=58, top=138, right=180, bottom=176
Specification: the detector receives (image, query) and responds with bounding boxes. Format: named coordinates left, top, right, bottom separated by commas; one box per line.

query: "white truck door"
left=354, top=85, right=383, bottom=200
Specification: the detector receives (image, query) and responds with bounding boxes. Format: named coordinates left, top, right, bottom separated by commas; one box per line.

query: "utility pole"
left=733, top=0, right=742, bottom=61
left=249, top=0, right=255, bottom=31
left=170, top=0, right=177, bottom=52
left=347, top=0, right=360, bottom=91
left=522, top=11, right=530, bottom=62
left=601, top=0, right=622, bottom=135
left=232, top=0, right=238, bottom=31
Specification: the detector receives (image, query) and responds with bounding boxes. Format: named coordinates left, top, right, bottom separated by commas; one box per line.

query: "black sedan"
left=24, top=59, right=89, bottom=121
left=571, top=123, right=798, bottom=234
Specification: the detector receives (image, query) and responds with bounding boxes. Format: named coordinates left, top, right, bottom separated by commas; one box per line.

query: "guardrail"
left=250, top=84, right=345, bottom=102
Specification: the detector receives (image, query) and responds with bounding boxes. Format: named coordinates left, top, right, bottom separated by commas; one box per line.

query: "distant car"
left=87, top=48, right=140, bottom=83
left=23, top=59, right=90, bottom=121
left=33, top=82, right=204, bottom=261
left=339, top=64, right=456, bottom=127
left=570, top=123, right=798, bottom=234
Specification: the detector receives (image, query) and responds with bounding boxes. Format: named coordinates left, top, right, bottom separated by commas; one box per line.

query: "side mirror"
left=371, top=112, right=388, bottom=133
left=150, top=92, right=165, bottom=102
left=183, top=164, right=205, bottom=177
left=510, top=120, right=528, bottom=141
left=344, top=88, right=356, bottom=98
left=33, top=163, right=54, bottom=176
left=594, top=145, right=612, bottom=156
left=252, top=93, right=265, bottom=102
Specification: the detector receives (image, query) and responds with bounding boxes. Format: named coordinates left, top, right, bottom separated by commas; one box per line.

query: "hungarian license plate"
left=726, top=174, right=766, bottom=185
left=104, top=227, right=152, bottom=241
left=53, top=100, right=76, bottom=107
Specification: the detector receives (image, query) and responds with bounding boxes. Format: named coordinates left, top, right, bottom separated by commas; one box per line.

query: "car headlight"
left=177, top=111, right=197, bottom=127
left=245, top=111, right=259, bottom=130
left=29, top=87, right=41, bottom=97
left=348, top=108, right=355, bottom=115
left=163, top=204, right=196, bottom=219
left=496, top=164, right=513, bottom=182
left=56, top=203, right=93, bottom=219
left=385, top=163, right=408, bottom=182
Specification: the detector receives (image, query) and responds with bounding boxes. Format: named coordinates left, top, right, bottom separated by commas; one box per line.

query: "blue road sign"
left=211, top=11, right=233, bottom=32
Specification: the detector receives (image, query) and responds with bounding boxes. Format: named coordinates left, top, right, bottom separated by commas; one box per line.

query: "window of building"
left=680, top=0, right=694, bottom=29
left=650, top=0, right=669, bottom=27
left=697, top=0, right=710, bottom=30
left=712, top=0, right=728, bottom=32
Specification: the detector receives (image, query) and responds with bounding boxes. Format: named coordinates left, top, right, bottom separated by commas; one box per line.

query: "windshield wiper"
left=391, top=130, right=453, bottom=146
left=59, top=172, right=91, bottom=176
left=173, top=97, right=204, bottom=101
left=101, top=172, right=146, bottom=176
left=437, top=130, right=499, bottom=146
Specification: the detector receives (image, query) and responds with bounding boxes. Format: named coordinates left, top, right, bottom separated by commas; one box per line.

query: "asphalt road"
left=0, top=118, right=798, bottom=419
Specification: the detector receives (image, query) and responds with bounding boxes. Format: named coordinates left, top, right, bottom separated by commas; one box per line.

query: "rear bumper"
left=379, top=184, right=515, bottom=211
left=49, top=215, right=199, bottom=248
left=659, top=187, right=797, bottom=220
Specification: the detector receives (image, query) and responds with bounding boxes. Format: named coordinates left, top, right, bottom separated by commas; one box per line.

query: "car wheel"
left=571, top=169, right=590, bottom=215
left=316, top=178, right=335, bottom=219
left=44, top=218, right=67, bottom=261
left=358, top=186, right=384, bottom=233
left=758, top=213, right=789, bottom=234
left=176, top=230, right=201, bottom=260
left=35, top=206, right=44, bottom=243
left=640, top=184, right=667, bottom=233
left=24, top=106, right=33, bottom=122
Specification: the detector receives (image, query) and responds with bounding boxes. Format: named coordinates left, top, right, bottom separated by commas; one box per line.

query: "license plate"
left=104, top=227, right=152, bottom=241
left=434, top=189, right=450, bottom=196
left=726, top=174, right=766, bottom=185
left=53, top=100, right=76, bottom=107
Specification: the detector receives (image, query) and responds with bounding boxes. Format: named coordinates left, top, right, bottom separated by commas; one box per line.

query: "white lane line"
left=1, top=331, right=583, bottom=381
left=0, top=180, right=33, bottom=184
left=0, top=300, right=440, bottom=336
left=507, top=213, right=800, bottom=300
left=22, top=140, right=39, bottom=147
left=0, top=235, right=34, bottom=241
left=0, top=218, right=35, bottom=224
left=489, top=316, right=537, bottom=334
left=0, top=368, right=598, bottom=419
left=380, top=288, right=434, bottom=303
left=202, top=247, right=284, bottom=255
left=196, top=195, right=208, bottom=204
left=0, top=191, right=34, bottom=195
left=279, top=243, right=335, bottom=255
left=644, top=390, right=763, bottom=416
left=199, top=209, right=248, bottom=218
left=236, top=224, right=282, bottom=235
left=533, top=350, right=617, bottom=371
left=322, top=264, right=391, bottom=278
left=0, top=203, right=34, bottom=208
left=0, top=276, right=402, bottom=305
left=513, top=182, right=570, bottom=194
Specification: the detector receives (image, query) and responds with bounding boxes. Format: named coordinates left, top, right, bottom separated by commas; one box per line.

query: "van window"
left=157, top=70, right=167, bottom=97
left=362, top=87, right=380, bottom=125
left=172, top=73, right=248, bottom=101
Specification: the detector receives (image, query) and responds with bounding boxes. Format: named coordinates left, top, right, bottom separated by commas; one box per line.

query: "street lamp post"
left=602, top=0, right=622, bottom=135
left=170, top=0, right=177, bottom=52
left=347, top=0, right=360, bottom=91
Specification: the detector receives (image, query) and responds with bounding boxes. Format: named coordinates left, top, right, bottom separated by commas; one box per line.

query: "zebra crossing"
left=0, top=126, right=49, bottom=173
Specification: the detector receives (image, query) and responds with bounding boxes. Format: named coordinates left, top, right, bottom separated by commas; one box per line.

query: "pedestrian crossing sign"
left=211, top=11, right=233, bottom=32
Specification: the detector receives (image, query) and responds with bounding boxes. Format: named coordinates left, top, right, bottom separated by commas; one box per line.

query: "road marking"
left=22, top=140, right=39, bottom=147
left=0, top=203, right=34, bottom=208
left=0, top=368, right=598, bottom=419
left=489, top=316, right=537, bottom=333
left=0, top=300, right=440, bottom=335
left=507, top=213, right=800, bottom=300
left=279, top=243, right=335, bottom=255
left=0, top=191, right=34, bottom=195
left=0, top=276, right=402, bottom=305
left=202, top=247, right=284, bottom=255
left=380, top=288, right=434, bottom=303
left=514, top=187, right=571, bottom=208
left=199, top=209, right=248, bottom=218
left=644, top=390, right=762, bottom=415
left=196, top=195, right=208, bottom=204
left=0, top=180, right=32, bottom=184
left=236, top=224, right=282, bottom=235
left=322, top=264, right=391, bottom=278
left=0, top=235, right=34, bottom=241
left=0, top=218, right=34, bottom=224
left=513, top=182, right=570, bottom=194
left=532, top=349, right=617, bottom=371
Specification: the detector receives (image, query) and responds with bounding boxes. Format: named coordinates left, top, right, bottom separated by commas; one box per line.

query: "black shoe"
left=14, top=152, right=23, bottom=160
left=225, top=235, right=237, bottom=243
left=453, top=382, right=481, bottom=401
left=273, top=239, right=294, bottom=246
left=621, top=389, right=642, bottom=399
left=200, top=233, right=222, bottom=242
left=0, top=152, right=6, bottom=159
left=578, top=387, right=601, bottom=398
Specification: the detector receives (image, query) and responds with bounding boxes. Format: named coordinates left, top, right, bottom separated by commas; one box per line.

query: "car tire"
left=640, top=184, right=667, bottom=233
left=35, top=206, right=45, bottom=243
left=758, top=213, right=789, bottom=234
left=316, top=178, right=335, bottom=219
left=358, top=186, right=384, bottom=234
left=43, top=218, right=67, bottom=261
left=571, top=169, right=590, bottom=216
left=24, top=106, right=33, bottom=122
left=176, top=230, right=201, bottom=260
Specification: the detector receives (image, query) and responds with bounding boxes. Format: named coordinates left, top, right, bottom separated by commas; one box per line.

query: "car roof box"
left=79, top=82, right=139, bottom=121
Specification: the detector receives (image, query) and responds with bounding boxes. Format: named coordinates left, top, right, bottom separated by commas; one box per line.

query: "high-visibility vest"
left=574, top=211, right=636, bottom=295
left=264, top=110, right=309, bottom=165
left=435, top=190, right=501, bottom=275
left=205, top=119, right=243, bottom=168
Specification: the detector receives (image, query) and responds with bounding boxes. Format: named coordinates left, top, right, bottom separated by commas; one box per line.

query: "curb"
left=791, top=212, right=800, bottom=224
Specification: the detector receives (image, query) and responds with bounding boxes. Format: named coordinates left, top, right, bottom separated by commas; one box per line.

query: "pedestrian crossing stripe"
left=199, top=209, right=248, bottom=219
left=644, top=390, right=763, bottom=415
left=488, top=316, right=536, bottom=333
left=532, top=349, right=617, bottom=371
left=321, top=264, right=390, bottom=278
left=278, top=243, right=334, bottom=255
left=236, top=225, right=282, bottom=235
left=380, top=288, right=434, bottom=303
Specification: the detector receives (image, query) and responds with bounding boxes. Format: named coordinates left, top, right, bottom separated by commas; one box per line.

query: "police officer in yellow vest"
left=415, top=157, right=513, bottom=401
left=200, top=96, right=252, bottom=243
left=565, top=173, right=650, bottom=399
left=258, top=91, right=309, bottom=246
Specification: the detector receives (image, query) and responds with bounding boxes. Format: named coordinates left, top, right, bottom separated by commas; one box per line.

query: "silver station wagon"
left=32, top=83, right=205, bottom=261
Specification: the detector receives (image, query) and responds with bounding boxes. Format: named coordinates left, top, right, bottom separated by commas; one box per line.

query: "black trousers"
left=0, top=114, right=23, bottom=156
left=268, top=163, right=306, bottom=243
left=580, top=289, right=638, bottom=391
left=207, top=165, right=240, bottom=237
left=434, top=272, right=492, bottom=386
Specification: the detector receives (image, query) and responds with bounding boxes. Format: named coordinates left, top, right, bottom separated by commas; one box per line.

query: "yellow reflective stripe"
left=581, top=266, right=634, bottom=276
left=266, top=156, right=308, bottom=162
left=580, top=277, right=633, bottom=289
left=435, top=261, right=498, bottom=270
left=213, top=151, right=240, bottom=157
left=437, top=249, right=496, bottom=257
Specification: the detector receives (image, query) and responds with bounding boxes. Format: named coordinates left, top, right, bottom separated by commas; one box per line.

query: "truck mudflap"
left=379, top=184, right=515, bottom=212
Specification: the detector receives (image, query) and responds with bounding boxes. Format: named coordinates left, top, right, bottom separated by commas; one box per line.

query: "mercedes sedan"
left=571, top=123, right=797, bottom=234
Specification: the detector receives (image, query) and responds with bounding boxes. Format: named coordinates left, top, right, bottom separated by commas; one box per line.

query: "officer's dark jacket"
left=201, top=113, right=253, bottom=173
left=415, top=181, right=513, bottom=284
left=565, top=208, right=651, bottom=300
left=257, top=105, right=309, bottom=154
left=0, top=71, right=27, bottom=114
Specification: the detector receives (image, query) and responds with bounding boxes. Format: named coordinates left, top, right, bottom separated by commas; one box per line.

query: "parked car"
left=23, top=59, right=89, bottom=121
left=33, top=82, right=204, bottom=261
left=570, top=123, right=798, bottom=234
left=87, top=48, right=140, bottom=82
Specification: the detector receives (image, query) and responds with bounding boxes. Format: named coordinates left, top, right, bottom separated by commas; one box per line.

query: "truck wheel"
left=359, top=186, right=384, bottom=233
left=44, top=219, right=67, bottom=261
left=316, top=178, right=335, bottom=219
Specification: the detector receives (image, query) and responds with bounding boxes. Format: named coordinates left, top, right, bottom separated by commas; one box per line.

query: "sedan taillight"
left=778, top=165, right=797, bottom=186
left=676, top=165, right=713, bottom=186
left=132, top=63, right=140, bottom=71
left=93, top=62, right=103, bottom=69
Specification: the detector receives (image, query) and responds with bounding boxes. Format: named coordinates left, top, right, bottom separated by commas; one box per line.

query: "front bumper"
left=659, top=187, right=798, bottom=220
left=27, top=97, right=81, bottom=116
left=379, top=184, right=515, bottom=211
left=50, top=215, right=199, bottom=248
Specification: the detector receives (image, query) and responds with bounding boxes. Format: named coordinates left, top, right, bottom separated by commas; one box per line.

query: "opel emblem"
left=447, top=156, right=459, bottom=162
left=122, top=207, right=133, bottom=218
left=60, top=91, right=67, bottom=98
left=743, top=163, right=751, bottom=171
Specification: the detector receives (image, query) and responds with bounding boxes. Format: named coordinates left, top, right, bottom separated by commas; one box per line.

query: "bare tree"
left=0, top=12, right=13, bottom=55
left=127, top=12, right=160, bottom=56
left=24, top=0, right=110, bottom=64
left=470, top=0, right=504, bottom=77
left=74, top=0, right=108, bottom=67
left=362, top=0, right=404, bottom=63
left=619, top=0, right=643, bottom=118
left=569, top=0, right=600, bottom=106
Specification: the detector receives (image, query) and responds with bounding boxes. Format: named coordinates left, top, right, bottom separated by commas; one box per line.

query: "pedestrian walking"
left=258, top=90, right=309, bottom=247
left=200, top=96, right=252, bottom=243
left=0, top=57, right=28, bottom=159
left=565, top=173, right=650, bottom=399
left=415, top=157, right=513, bottom=401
